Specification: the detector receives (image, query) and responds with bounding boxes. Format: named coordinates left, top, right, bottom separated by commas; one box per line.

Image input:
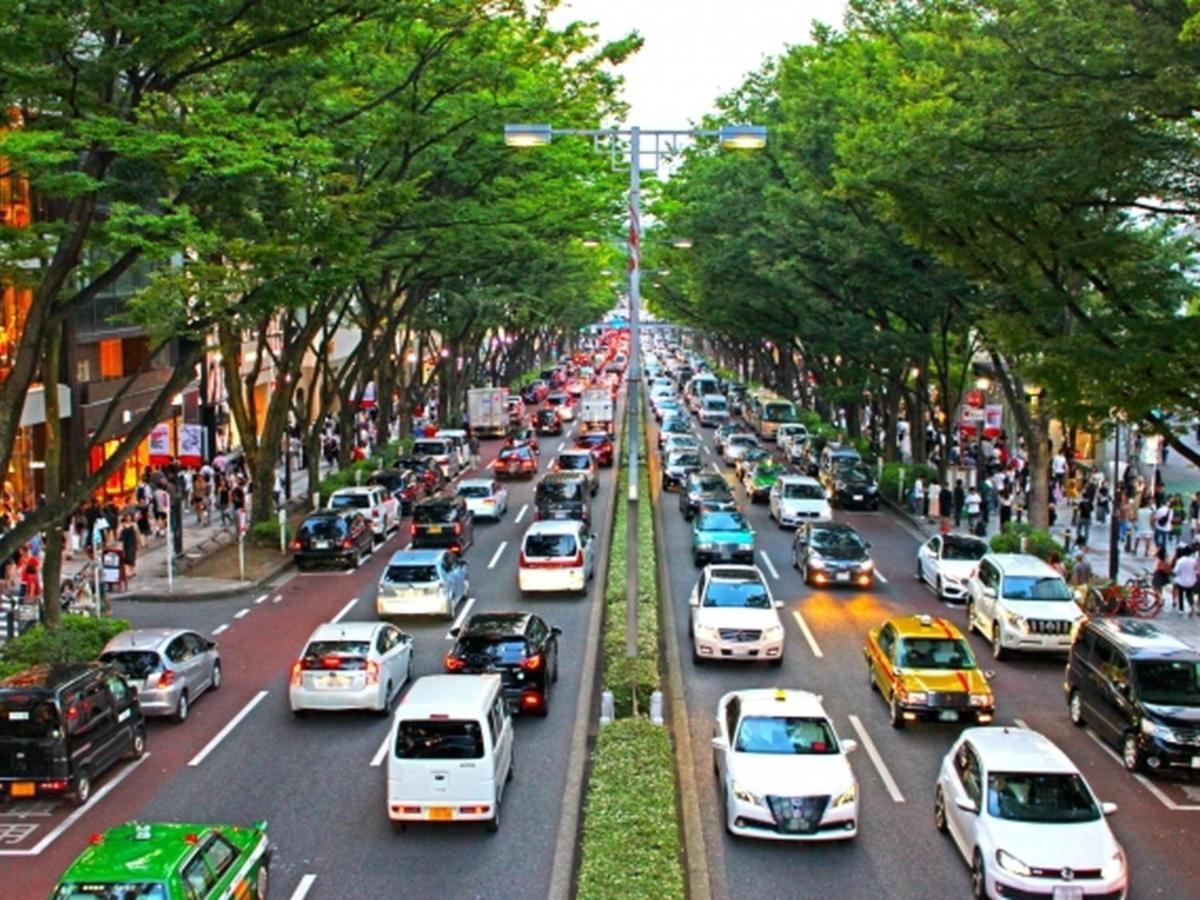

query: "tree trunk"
left=883, top=386, right=901, bottom=462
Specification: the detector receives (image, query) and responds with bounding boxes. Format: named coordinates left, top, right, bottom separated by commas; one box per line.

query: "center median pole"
left=625, top=125, right=642, bottom=694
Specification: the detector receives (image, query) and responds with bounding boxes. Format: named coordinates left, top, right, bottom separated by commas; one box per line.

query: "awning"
left=19, top=384, right=73, bottom=427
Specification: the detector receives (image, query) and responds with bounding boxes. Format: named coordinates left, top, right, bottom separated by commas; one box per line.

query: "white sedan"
left=916, top=533, right=989, bottom=601
left=289, top=621, right=413, bottom=716
left=722, top=434, right=760, bottom=465
left=456, top=478, right=509, bottom=521
left=712, top=688, right=858, bottom=840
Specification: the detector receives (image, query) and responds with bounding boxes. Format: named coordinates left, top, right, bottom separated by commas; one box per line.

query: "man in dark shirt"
left=953, top=479, right=966, bottom=528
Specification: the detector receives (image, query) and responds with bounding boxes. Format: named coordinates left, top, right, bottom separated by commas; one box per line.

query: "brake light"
left=366, top=661, right=381, bottom=685
left=521, top=653, right=543, bottom=671
left=290, top=539, right=302, bottom=551
left=157, top=669, right=175, bottom=688
left=453, top=522, right=463, bottom=535
left=342, top=538, right=354, bottom=549
left=521, top=692, right=544, bottom=711
left=290, top=662, right=303, bottom=686
left=444, top=653, right=466, bottom=672
left=519, top=551, right=529, bottom=567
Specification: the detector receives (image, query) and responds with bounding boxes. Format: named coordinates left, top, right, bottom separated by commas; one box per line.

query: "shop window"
left=99, top=339, right=123, bottom=378
left=88, top=435, right=149, bottom=500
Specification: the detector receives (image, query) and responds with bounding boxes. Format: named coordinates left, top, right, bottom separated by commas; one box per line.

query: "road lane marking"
left=446, top=596, right=477, bottom=640
left=290, top=874, right=318, bottom=900
left=874, top=569, right=889, bottom=584
left=1081, top=727, right=1200, bottom=811
left=557, top=442, right=565, bottom=451
left=370, top=733, right=391, bottom=767
left=488, top=541, right=507, bottom=569
left=254, top=593, right=268, bottom=605
left=0, top=755, right=151, bottom=857
left=791, top=609, right=824, bottom=659
left=272, top=594, right=283, bottom=604
left=847, top=715, right=906, bottom=803
left=759, top=551, right=780, bottom=580
left=710, top=463, right=721, bottom=474
left=515, top=503, right=529, bottom=523
left=188, top=691, right=269, bottom=767
left=331, top=596, right=359, bottom=623
left=212, top=624, right=230, bottom=636
left=234, top=608, right=250, bottom=619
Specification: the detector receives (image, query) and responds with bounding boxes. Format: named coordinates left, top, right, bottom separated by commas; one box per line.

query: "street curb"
left=880, top=495, right=938, bottom=544
left=647, top=412, right=720, bottom=900
left=547, top=389, right=627, bottom=900
left=114, top=558, right=294, bottom=603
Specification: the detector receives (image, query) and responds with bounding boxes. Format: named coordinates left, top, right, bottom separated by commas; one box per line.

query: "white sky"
left=548, top=0, right=849, bottom=128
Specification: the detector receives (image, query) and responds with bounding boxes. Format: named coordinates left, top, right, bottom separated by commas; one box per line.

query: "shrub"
left=576, top=718, right=685, bottom=900
left=799, top=410, right=824, bottom=430
left=248, top=520, right=282, bottom=548
left=0, top=615, right=131, bottom=680
left=880, top=462, right=939, bottom=503
left=990, top=523, right=1065, bottom=562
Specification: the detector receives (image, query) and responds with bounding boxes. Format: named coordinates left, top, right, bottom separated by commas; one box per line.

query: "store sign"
left=149, top=424, right=170, bottom=457
left=961, top=406, right=985, bottom=423
left=984, top=405, right=1003, bottom=432
left=180, top=424, right=204, bottom=461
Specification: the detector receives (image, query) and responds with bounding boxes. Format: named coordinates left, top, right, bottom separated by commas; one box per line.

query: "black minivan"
left=1065, top=617, right=1200, bottom=774
left=535, top=474, right=591, bottom=524
left=0, top=662, right=145, bottom=804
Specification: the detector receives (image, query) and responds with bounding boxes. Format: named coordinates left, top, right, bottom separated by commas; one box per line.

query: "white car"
left=517, top=520, right=597, bottom=595
left=327, top=486, right=399, bottom=542
left=965, top=554, right=1083, bottom=660
left=698, top=395, right=729, bottom=427
left=936, top=727, right=1127, bottom=899
left=917, top=533, right=989, bottom=601
left=289, top=621, right=413, bottom=715
left=712, top=688, right=858, bottom=840
left=689, top=565, right=785, bottom=665
left=722, top=433, right=760, bottom=465
left=456, top=478, right=509, bottom=521
left=775, top=423, right=809, bottom=458
left=662, top=434, right=701, bottom=458
left=768, top=475, right=831, bottom=527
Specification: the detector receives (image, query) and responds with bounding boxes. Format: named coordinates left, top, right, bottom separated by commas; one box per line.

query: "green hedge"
left=0, top=615, right=131, bottom=680
left=990, top=523, right=1065, bottom=562
left=576, top=718, right=686, bottom=900
left=880, top=462, right=939, bottom=503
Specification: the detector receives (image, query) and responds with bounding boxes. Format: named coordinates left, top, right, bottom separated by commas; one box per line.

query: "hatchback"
left=290, top=621, right=413, bottom=716
left=292, top=510, right=373, bottom=570
left=495, top=445, right=538, bottom=479
left=456, top=478, right=509, bottom=521
left=445, top=612, right=561, bottom=716
left=327, top=486, right=399, bottom=542
left=518, top=521, right=597, bottom=594
left=412, top=496, right=474, bottom=554
left=552, top=450, right=598, bottom=495
left=377, top=549, right=470, bottom=618
left=101, top=629, right=221, bottom=722
left=574, top=431, right=614, bottom=467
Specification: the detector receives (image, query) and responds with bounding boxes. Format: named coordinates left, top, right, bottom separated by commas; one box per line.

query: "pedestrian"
left=20, top=547, right=41, bottom=600
left=911, top=477, right=925, bottom=517
left=1096, top=482, right=1110, bottom=525
left=215, top=475, right=231, bottom=526
left=1070, top=548, right=1093, bottom=587
left=1075, top=493, right=1093, bottom=548
left=119, top=514, right=138, bottom=579
left=230, top=478, right=246, bottom=527
left=1153, top=499, right=1173, bottom=552
left=966, top=486, right=983, bottom=534
left=1133, top=500, right=1155, bottom=557
left=998, top=487, right=1013, bottom=530
left=1051, top=449, right=1068, bottom=490
left=1152, top=547, right=1173, bottom=595
left=468, top=433, right=481, bottom=471
left=1173, top=546, right=1197, bottom=614
left=1047, top=551, right=1065, bottom=579
left=939, top=483, right=953, bottom=533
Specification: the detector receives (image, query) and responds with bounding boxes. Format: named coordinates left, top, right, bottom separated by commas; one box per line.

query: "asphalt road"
left=1, top=416, right=616, bottom=899
left=650, top=409, right=1200, bottom=900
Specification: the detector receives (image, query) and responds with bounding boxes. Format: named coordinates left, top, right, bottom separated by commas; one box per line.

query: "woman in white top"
left=1133, top=502, right=1155, bottom=557
left=1173, top=548, right=1197, bottom=614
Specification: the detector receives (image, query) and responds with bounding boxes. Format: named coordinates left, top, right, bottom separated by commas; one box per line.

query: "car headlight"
left=968, top=692, right=991, bottom=707
left=732, top=782, right=765, bottom=806
left=808, top=556, right=826, bottom=570
left=695, top=623, right=721, bottom=640
left=831, top=783, right=857, bottom=808
left=1101, top=849, right=1125, bottom=881
left=835, top=481, right=846, bottom=491
left=763, top=624, right=784, bottom=639
left=996, top=849, right=1032, bottom=877
left=904, top=690, right=928, bottom=705
left=1142, top=718, right=1183, bottom=742
left=1004, top=611, right=1027, bottom=632
left=866, top=484, right=878, bottom=493
left=696, top=542, right=716, bottom=551
left=860, top=559, right=874, bottom=571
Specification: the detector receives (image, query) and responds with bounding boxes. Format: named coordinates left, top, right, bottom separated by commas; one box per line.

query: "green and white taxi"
left=52, top=820, right=270, bottom=900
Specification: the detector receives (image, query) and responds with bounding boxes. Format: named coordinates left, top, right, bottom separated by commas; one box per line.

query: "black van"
left=0, top=662, right=145, bottom=804
left=1065, top=617, right=1200, bottom=774
left=535, top=474, right=591, bottom=524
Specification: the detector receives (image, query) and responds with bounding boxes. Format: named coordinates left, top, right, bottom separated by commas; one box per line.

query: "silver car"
left=377, top=548, right=470, bottom=618
left=289, top=620, right=413, bottom=715
left=100, top=628, right=221, bottom=722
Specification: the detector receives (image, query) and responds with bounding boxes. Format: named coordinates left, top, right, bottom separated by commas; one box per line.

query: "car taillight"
left=444, top=653, right=466, bottom=672
left=571, top=550, right=584, bottom=567
left=403, top=485, right=417, bottom=498
left=453, top=522, right=463, bottom=535
left=366, top=661, right=381, bottom=685
left=521, top=653, right=543, bottom=671
left=321, top=655, right=342, bottom=669
left=519, top=551, right=529, bottom=567
left=523, top=460, right=535, bottom=469
left=157, top=669, right=175, bottom=688
left=342, top=538, right=354, bottom=549
left=290, top=539, right=302, bottom=551
left=290, top=662, right=303, bottom=686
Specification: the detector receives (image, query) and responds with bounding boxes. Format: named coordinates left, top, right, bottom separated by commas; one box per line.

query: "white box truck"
left=580, top=389, right=614, bottom=434
left=468, top=387, right=509, bottom=438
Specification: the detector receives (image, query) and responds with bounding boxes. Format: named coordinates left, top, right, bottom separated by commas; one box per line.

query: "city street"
left=0, top=420, right=617, bottom=899
left=649, top=414, right=1200, bottom=900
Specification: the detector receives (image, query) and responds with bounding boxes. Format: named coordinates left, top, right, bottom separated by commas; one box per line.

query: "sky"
left=547, top=0, right=850, bottom=128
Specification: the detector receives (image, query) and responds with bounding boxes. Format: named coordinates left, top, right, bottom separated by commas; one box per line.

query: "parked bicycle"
left=1080, top=570, right=1163, bottom=618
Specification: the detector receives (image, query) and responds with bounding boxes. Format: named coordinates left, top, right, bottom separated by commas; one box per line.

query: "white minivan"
left=387, top=674, right=514, bottom=833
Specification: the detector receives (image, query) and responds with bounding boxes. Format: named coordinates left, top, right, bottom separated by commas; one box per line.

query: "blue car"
left=692, top=509, right=756, bottom=567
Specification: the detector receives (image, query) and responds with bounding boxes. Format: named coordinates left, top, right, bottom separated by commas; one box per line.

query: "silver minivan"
left=100, top=628, right=221, bottom=722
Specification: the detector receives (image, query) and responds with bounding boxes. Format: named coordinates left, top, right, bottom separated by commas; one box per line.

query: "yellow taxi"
left=864, top=614, right=994, bottom=729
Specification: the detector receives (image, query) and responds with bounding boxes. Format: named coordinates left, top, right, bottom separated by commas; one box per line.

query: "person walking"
left=1133, top=500, right=1155, bottom=557
left=911, top=477, right=925, bottom=518
left=939, top=483, right=954, bottom=533
left=1075, top=492, right=1093, bottom=548
left=998, top=487, right=1013, bottom=531
left=966, top=486, right=983, bottom=534
left=468, top=433, right=481, bottom=471
left=1152, top=547, right=1173, bottom=598
left=1071, top=548, right=1093, bottom=588
left=1154, top=499, right=1173, bottom=553
left=953, top=479, right=966, bottom=528
left=119, top=514, right=138, bottom=580
left=1173, top=546, right=1197, bottom=614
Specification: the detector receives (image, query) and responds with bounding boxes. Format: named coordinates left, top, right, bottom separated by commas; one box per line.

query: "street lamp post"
left=1110, top=413, right=1123, bottom=581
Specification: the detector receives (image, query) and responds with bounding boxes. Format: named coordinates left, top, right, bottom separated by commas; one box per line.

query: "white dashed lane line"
left=847, top=714, right=906, bottom=804
left=488, top=541, right=507, bottom=570
left=515, top=504, right=529, bottom=524
left=254, top=593, right=268, bottom=605
left=272, top=594, right=283, bottom=604
left=791, top=609, right=824, bottom=659
left=233, top=608, right=250, bottom=620
left=188, top=691, right=269, bottom=767
left=290, top=874, right=318, bottom=900
left=212, top=624, right=230, bottom=636
left=874, top=569, right=889, bottom=584
left=759, top=550, right=780, bottom=580
left=446, top=596, right=477, bottom=640
left=370, top=733, right=391, bottom=767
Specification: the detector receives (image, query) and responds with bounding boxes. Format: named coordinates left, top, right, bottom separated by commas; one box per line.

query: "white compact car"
left=917, top=533, right=989, bottom=601
left=456, top=478, right=509, bottom=521
left=775, top=423, right=809, bottom=459
left=518, top=520, right=597, bottom=595
left=712, top=688, right=858, bottom=840
left=722, top=433, right=760, bottom=465
left=966, top=554, right=1083, bottom=660
left=768, top=475, right=831, bottom=527
left=327, top=486, right=399, bottom=542
left=935, top=727, right=1127, bottom=899
left=289, top=621, right=413, bottom=715
left=689, top=565, right=785, bottom=665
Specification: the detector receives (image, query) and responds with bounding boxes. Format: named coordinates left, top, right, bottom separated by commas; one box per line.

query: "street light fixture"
left=580, top=238, right=602, bottom=248
left=718, top=124, right=768, bottom=149
left=504, top=123, right=552, bottom=147
left=670, top=238, right=694, bottom=249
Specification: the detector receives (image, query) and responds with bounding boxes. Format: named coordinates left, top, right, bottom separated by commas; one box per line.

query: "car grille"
left=1029, top=866, right=1102, bottom=880
left=1027, top=619, right=1072, bottom=636
left=925, top=691, right=970, bottom=709
left=1164, top=728, right=1200, bottom=748
left=718, top=628, right=762, bottom=643
left=766, top=795, right=829, bottom=835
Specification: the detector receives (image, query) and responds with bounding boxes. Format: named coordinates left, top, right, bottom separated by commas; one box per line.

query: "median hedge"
left=0, top=615, right=131, bottom=680
left=576, top=718, right=685, bottom=900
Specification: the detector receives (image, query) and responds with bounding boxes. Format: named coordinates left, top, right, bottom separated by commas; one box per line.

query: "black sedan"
left=411, top=496, right=475, bottom=555
left=444, top=612, right=561, bottom=715
left=679, top=473, right=736, bottom=520
left=291, top=510, right=373, bottom=570
left=534, top=408, right=563, bottom=436
left=831, top=461, right=880, bottom=510
left=792, top=520, right=875, bottom=588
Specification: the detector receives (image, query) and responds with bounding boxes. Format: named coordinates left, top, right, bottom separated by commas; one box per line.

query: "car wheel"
left=693, top=553, right=704, bottom=568
left=1122, top=732, right=1143, bottom=772
left=535, top=691, right=550, bottom=717
left=72, top=769, right=92, bottom=806
left=868, top=661, right=879, bottom=693
left=889, top=691, right=905, bottom=729
left=128, top=726, right=146, bottom=760
left=692, top=639, right=705, bottom=665
left=767, top=656, right=783, bottom=668
left=291, top=708, right=308, bottom=718
left=1067, top=690, right=1085, bottom=727
left=376, top=684, right=393, bottom=717
left=934, top=787, right=948, bottom=834
left=965, top=601, right=977, bottom=635
left=991, top=625, right=1006, bottom=661
left=936, top=576, right=945, bottom=599
left=407, top=655, right=414, bottom=685
left=256, top=863, right=269, bottom=898
left=211, top=662, right=222, bottom=691
left=916, top=560, right=923, bottom=581
left=175, top=690, right=190, bottom=723
left=803, top=563, right=812, bottom=586
left=971, top=849, right=986, bottom=900
left=551, top=649, right=560, bottom=684
left=486, top=796, right=501, bottom=833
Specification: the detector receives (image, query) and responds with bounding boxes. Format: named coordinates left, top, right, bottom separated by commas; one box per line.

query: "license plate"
left=1052, top=889, right=1084, bottom=900
left=836, top=572, right=851, bottom=582
left=320, top=675, right=347, bottom=688
left=1192, top=756, right=1200, bottom=769
left=427, top=526, right=443, bottom=535
left=313, top=541, right=330, bottom=549
left=853, top=494, right=864, bottom=501
left=10, top=782, right=35, bottom=797
left=428, top=807, right=454, bottom=821
left=938, top=710, right=960, bottom=722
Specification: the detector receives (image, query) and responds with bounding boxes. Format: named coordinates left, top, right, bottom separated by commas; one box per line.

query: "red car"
left=575, top=432, right=614, bottom=467
left=495, top=446, right=537, bottom=479
left=505, top=428, right=540, bottom=455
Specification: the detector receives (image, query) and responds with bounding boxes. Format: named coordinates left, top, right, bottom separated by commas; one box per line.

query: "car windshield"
left=735, top=716, right=838, bottom=754
left=763, top=402, right=797, bottom=423
left=753, top=465, right=783, bottom=479
left=500, top=448, right=531, bottom=461
left=703, top=397, right=727, bottom=410
left=459, top=638, right=528, bottom=664
left=456, top=485, right=492, bottom=498
left=0, top=693, right=59, bottom=739
left=415, top=503, right=455, bottom=524
left=942, top=536, right=989, bottom=561
left=697, top=512, right=749, bottom=533
left=729, top=436, right=755, bottom=447
left=305, top=641, right=370, bottom=659
left=99, top=650, right=162, bottom=680
left=838, top=465, right=873, bottom=483
left=558, top=456, right=589, bottom=469
left=811, top=528, right=865, bottom=552
left=986, top=772, right=1100, bottom=823
left=783, top=483, right=825, bottom=500
left=1002, top=575, right=1072, bottom=601
left=412, top=440, right=449, bottom=456
left=385, top=565, right=438, bottom=583
left=669, top=453, right=701, bottom=468
left=53, top=884, right=169, bottom=900
left=896, top=638, right=976, bottom=670
left=524, top=533, right=578, bottom=558
left=538, top=482, right=580, bottom=501
left=691, top=476, right=728, bottom=494
left=395, top=720, right=484, bottom=760
left=329, top=494, right=369, bottom=510
left=703, top=580, right=771, bottom=609
left=1134, top=660, right=1200, bottom=706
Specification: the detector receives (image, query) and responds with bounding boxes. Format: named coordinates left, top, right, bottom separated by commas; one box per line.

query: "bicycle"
left=1081, top=574, right=1163, bottom=618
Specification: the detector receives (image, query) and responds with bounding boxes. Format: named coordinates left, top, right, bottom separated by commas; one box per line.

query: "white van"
left=518, top=520, right=596, bottom=595
left=387, top=674, right=514, bottom=832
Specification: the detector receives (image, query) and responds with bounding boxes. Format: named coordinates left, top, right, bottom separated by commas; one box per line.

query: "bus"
left=747, top=390, right=798, bottom=441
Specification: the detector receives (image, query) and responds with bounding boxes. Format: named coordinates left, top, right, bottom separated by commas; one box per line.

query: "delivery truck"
left=580, top=389, right=615, bottom=434
left=468, top=387, right=509, bottom=438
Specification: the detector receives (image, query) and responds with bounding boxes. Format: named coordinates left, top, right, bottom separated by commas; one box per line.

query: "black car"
left=662, top=449, right=703, bottom=491
left=680, top=473, right=736, bottom=520
left=393, top=455, right=446, bottom=494
left=830, top=462, right=880, bottom=510
left=0, top=662, right=145, bottom=805
left=292, top=510, right=373, bottom=570
left=535, top=474, right=591, bottom=524
left=368, top=468, right=428, bottom=515
left=534, top=408, right=563, bottom=436
left=444, top=612, right=561, bottom=716
left=791, top=520, right=874, bottom=588
left=1065, top=617, right=1200, bottom=774
left=412, top=496, right=474, bottom=554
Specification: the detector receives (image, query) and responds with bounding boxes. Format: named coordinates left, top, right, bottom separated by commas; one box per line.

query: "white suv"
left=327, top=486, right=399, bottom=542
left=689, top=565, right=785, bottom=665
left=965, top=554, right=1082, bottom=660
left=935, top=727, right=1126, bottom=899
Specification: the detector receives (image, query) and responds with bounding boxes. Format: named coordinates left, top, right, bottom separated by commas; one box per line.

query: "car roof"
left=727, top=688, right=829, bottom=720
left=399, top=674, right=502, bottom=718
left=1086, top=617, right=1198, bottom=660
left=462, top=612, right=532, bottom=638
left=961, top=727, right=1078, bottom=774
left=387, top=548, right=447, bottom=565
left=329, top=486, right=378, bottom=497
left=524, top=519, right=584, bottom=535
left=307, top=621, right=384, bottom=643
left=559, top=449, right=593, bottom=459
left=304, top=509, right=350, bottom=520
left=705, top=564, right=765, bottom=582
left=778, top=474, right=821, bottom=486
left=458, top=478, right=496, bottom=490
left=984, top=553, right=1060, bottom=577
left=59, top=822, right=259, bottom=879
left=103, top=628, right=192, bottom=651
left=885, top=615, right=967, bottom=641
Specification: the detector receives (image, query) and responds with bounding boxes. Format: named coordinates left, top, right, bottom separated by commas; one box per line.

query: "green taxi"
left=52, top=821, right=270, bottom=900
left=692, top=509, right=756, bottom=566
left=742, top=461, right=786, bottom=502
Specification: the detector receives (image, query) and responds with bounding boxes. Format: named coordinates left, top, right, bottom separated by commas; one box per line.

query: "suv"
left=769, top=474, right=831, bottom=526
left=966, top=553, right=1082, bottom=660
left=411, top=436, right=460, bottom=479
left=535, top=474, right=591, bottom=524
left=552, top=450, right=598, bottom=495
left=445, top=612, right=562, bottom=716
left=327, top=486, right=399, bottom=542
left=0, top=663, right=145, bottom=804
left=411, top=496, right=474, bottom=554
left=1066, top=617, right=1200, bottom=773
left=688, top=565, right=785, bottom=666
left=377, top=548, right=470, bottom=618
left=292, top=510, right=373, bottom=570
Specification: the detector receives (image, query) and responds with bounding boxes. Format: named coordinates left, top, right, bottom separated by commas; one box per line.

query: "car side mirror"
left=865, top=541, right=872, bottom=549
left=449, top=627, right=461, bottom=637
left=983, top=586, right=997, bottom=599
left=1101, top=801, right=1118, bottom=816
left=774, top=601, right=784, bottom=610
left=689, top=593, right=700, bottom=608
left=750, top=529, right=757, bottom=536
left=842, top=739, right=858, bottom=754
left=710, top=736, right=729, bottom=752
left=207, top=640, right=217, bottom=651
left=955, top=796, right=978, bottom=814
left=551, top=626, right=563, bottom=636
